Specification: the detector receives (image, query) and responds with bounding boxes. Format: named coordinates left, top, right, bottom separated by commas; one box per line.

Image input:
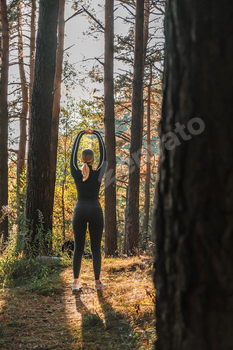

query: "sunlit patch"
left=61, top=257, right=156, bottom=348
left=0, top=257, right=156, bottom=349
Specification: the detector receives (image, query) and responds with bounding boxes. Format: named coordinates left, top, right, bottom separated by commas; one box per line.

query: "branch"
left=81, top=6, right=105, bottom=31
left=115, top=16, right=134, bottom=25
left=115, top=102, right=132, bottom=113
left=8, top=82, right=28, bottom=86
left=152, top=63, right=163, bottom=74
left=120, top=3, right=135, bottom=18
left=9, top=62, right=30, bottom=67
left=8, top=88, right=21, bottom=95
left=151, top=1, right=165, bottom=15
left=65, top=9, right=83, bottom=23
left=64, top=44, right=75, bottom=52
left=95, top=57, right=104, bottom=66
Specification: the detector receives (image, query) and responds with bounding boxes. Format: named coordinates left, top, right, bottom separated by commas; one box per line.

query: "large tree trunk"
left=141, top=64, right=152, bottom=250
left=104, top=0, right=117, bottom=256
left=0, top=0, right=9, bottom=242
left=17, top=0, right=28, bottom=182
left=153, top=1, right=233, bottom=349
left=124, top=0, right=144, bottom=255
left=28, top=0, right=36, bottom=140
left=50, top=0, right=65, bottom=234
left=25, top=0, right=59, bottom=256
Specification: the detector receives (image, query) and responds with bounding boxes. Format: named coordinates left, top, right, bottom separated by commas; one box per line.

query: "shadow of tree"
left=97, top=290, right=137, bottom=349
left=73, top=289, right=137, bottom=349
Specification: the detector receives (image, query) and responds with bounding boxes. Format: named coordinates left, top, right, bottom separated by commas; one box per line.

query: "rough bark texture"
left=26, top=0, right=59, bottom=255
left=153, top=1, right=233, bottom=349
left=28, top=0, right=36, bottom=140
left=104, top=0, right=117, bottom=256
left=124, top=0, right=144, bottom=255
left=50, top=0, right=65, bottom=230
left=17, top=0, right=28, bottom=181
left=141, top=65, right=152, bottom=250
left=0, top=0, right=9, bottom=242
left=143, top=0, right=149, bottom=66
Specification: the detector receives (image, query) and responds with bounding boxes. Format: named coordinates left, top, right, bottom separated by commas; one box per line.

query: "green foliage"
left=0, top=208, right=72, bottom=292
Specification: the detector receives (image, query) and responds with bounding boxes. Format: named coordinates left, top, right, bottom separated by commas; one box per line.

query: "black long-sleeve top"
left=70, top=130, right=107, bottom=200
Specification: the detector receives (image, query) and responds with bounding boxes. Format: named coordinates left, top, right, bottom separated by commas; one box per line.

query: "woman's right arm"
left=70, top=130, right=85, bottom=176
left=93, top=130, right=107, bottom=172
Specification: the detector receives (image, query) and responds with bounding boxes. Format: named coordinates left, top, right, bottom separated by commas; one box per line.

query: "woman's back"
left=73, top=165, right=102, bottom=200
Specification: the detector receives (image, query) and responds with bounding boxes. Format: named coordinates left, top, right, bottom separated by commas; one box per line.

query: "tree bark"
left=141, top=64, right=152, bottom=250
left=124, top=0, right=144, bottom=255
left=0, top=0, right=9, bottom=242
left=104, top=0, right=117, bottom=256
left=17, top=0, right=28, bottom=182
left=153, top=1, right=233, bottom=349
left=28, top=0, right=36, bottom=141
left=25, top=0, right=59, bottom=256
left=50, top=0, right=65, bottom=233
left=61, top=135, right=67, bottom=240
left=143, top=0, right=149, bottom=68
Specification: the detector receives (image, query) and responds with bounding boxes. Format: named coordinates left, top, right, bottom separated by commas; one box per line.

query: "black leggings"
left=72, top=199, right=103, bottom=280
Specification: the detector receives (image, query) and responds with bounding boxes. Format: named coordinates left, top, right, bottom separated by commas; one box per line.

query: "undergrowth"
left=0, top=214, right=71, bottom=293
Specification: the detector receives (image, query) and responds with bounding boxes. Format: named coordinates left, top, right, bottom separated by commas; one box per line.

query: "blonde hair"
left=81, top=149, right=94, bottom=181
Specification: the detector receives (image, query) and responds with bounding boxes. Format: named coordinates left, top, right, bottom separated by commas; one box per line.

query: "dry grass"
left=0, top=256, right=156, bottom=349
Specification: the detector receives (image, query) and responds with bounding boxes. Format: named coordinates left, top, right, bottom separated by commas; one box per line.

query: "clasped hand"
left=85, top=129, right=94, bottom=134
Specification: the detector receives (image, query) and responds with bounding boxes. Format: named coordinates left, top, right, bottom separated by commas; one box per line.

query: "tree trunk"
left=104, top=0, right=117, bottom=256
left=143, top=0, right=149, bottom=67
left=139, top=0, right=150, bottom=250
left=25, top=0, right=59, bottom=256
left=28, top=0, right=36, bottom=140
left=141, top=64, right=152, bottom=251
left=153, top=1, right=233, bottom=349
left=124, top=0, right=144, bottom=255
left=0, top=0, right=9, bottom=242
left=17, top=0, right=28, bottom=182
left=61, top=136, right=67, bottom=240
left=50, top=0, right=65, bottom=234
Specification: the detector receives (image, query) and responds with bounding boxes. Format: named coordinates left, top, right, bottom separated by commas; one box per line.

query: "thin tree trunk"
left=124, top=0, right=144, bottom=255
left=50, top=0, right=65, bottom=233
left=153, top=1, right=233, bottom=349
left=141, top=64, right=152, bottom=250
left=143, top=0, right=149, bottom=68
left=0, top=0, right=9, bottom=242
left=17, top=0, right=28, bottom=181
left=104, top=0, right=117, bottom=256
left=61, top=136, right=67, bottom=240
left=28, top=0, right=36, bottom=141
left=139, top=0, right=150, bottom=249
left=25, top=0, right=59, bottom=256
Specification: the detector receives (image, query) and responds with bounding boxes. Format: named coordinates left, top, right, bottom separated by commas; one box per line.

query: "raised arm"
left=93, top=130, right=107, bottom=171
left=70, top=130, right=85, bottom=175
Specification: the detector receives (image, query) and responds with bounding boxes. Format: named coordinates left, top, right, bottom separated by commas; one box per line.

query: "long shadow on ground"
left=73, top=288, right=137, bottom=350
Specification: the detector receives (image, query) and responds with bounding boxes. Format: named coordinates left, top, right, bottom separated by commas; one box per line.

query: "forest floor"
left=0, top=256, right=156, bottom=350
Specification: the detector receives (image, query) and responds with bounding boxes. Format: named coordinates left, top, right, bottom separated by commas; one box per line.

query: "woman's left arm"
left=70, top=130, right=85, bottom=176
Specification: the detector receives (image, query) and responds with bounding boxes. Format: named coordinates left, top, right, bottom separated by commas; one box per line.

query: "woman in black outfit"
left=70, top=129, right=107, bottom=291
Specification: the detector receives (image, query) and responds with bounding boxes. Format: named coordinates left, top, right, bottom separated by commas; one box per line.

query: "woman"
left=70, top=129, right=107, bottom=291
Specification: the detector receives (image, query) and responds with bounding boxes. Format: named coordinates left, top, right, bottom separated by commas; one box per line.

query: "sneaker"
left=72, top=282, right=82, bottom=291
left=94, top=281, right=106, bottom=290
